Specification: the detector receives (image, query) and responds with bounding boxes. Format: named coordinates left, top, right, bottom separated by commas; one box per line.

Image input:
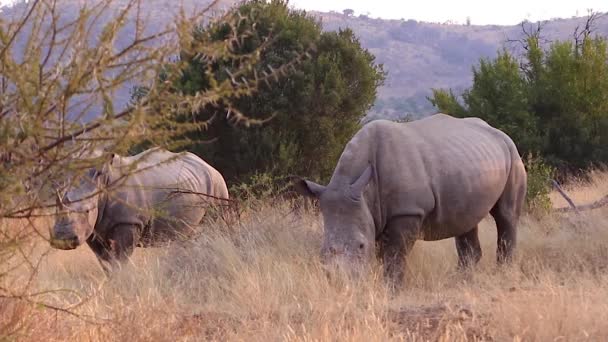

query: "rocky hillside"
left=2, top=1, right=607, bottom=120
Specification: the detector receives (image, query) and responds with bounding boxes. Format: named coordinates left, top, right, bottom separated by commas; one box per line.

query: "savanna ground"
left=2, top=171, right=608, bottom=341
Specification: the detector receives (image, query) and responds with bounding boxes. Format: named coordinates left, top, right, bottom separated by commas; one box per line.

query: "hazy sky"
left=1, top=0, right=607, bottom=26
left=289, top=0, right=608, bottom=25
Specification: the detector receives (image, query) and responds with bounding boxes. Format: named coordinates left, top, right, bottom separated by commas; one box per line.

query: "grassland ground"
left=1, top=172, right=608, bottom=341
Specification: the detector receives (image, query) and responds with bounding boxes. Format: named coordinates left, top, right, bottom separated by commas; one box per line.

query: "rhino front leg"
left=87, top=225, right=140, bottom=274
left=455, top=226, right=482, bottom=269
left=380, top=216, right=420, bottom=290
left=87, top=236, right=114, bottom=275
left=107, top=224, right=140, bottom=268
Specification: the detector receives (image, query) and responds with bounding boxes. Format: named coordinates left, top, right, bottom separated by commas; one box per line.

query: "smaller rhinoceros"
left=50, top=147, right=229, bottom=273
left=295, top=114, right=527, bottom=287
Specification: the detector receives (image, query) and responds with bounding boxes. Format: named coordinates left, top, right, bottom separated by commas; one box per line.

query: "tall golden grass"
left=2, top=172, right=608, bottom=341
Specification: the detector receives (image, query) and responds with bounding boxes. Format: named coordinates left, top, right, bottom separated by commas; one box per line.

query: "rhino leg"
left=491, top=195, right=522, bottom=264
left=87, top=237, right=114, bottom=275
left=87, top=225, right=140, bottom=274
left=491, top=209, right=517, bottom=264
left=491, top=185, right=525, bottom=264
left=492, top=156, right=526, bottom=264
left=380, top=216, right=420, bottom=289
left=107, top=224, right=140, bottom=266
left=455, top=226, right=482, bottom=269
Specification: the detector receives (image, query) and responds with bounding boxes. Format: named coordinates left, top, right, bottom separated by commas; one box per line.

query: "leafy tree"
left=430, top=15, right=608, bottom=174
left=170, top=0, right=385, bottom=183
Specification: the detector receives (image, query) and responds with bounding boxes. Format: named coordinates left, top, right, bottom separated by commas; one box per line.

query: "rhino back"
left=336, top=114, right=519, bottom=240
left=99, top=149, right=225, bottom=239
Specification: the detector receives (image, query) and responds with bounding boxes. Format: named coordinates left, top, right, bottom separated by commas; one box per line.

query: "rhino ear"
left=294, top=178, right=326, bottom=198
left=95, top=153, right=118, bottom=182
left=349, top=165, right=373, bottom=199
left=108, top=153, right=119, bottom=166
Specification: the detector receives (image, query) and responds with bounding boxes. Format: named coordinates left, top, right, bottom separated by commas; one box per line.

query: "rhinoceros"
left=50, top=147, right=229, bottom=273
left=295, top=114, right=527, bottom=285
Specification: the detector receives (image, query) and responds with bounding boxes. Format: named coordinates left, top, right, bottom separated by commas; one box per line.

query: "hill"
left=2, top=1, right=607, bottom=121
left=315, top=11, right=608, bottom=120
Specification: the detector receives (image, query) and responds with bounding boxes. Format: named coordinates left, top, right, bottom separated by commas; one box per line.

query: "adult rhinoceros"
left=50, top=147, right=229, bottom=273
left=295, top=114, right=527, bottom=286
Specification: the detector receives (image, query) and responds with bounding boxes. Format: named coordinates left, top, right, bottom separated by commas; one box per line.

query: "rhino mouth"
left=49, top=237, right=80, bottom=250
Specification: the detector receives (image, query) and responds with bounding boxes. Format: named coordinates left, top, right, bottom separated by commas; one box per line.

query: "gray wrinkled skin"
left=51, top=148, right=229, bottom=273
left=296, top=114, right=527, bottom=287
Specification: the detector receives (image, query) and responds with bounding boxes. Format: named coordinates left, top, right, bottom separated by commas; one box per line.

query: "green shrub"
left=230, top=172, right=286, bottom=201
left=167, top=0, right=385, bottom=185
left=430, top=16, right=608, bottom=173
left=524, top=154, right=555, bottom=213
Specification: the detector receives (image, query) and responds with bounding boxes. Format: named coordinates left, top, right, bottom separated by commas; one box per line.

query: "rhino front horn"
left=349, top=165, right=373, bottom=199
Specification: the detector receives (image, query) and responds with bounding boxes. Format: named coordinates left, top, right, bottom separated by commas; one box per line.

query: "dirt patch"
left=177, top=312, right=244, bottom=340
left=386, top=304, right=492, bottom=341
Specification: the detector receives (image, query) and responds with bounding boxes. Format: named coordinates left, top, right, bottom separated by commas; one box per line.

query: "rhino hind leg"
left=455, top=226, right=482, bottom=269
left=491, top=187, right=524, bottom=264
left=491, top=209, right=517, bottom=264
left=491, top=160, right=526, bottom=265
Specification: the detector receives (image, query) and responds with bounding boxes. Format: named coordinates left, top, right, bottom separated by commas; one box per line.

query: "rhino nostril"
left=328, top=246, right=346, bottom=256
left=55, top=233, right=77, bottom=241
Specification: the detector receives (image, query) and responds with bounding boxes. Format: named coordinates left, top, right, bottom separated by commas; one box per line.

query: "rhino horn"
left=294, top=178, right=326, bottom=198
left=349, top=165, right=373, bottom=199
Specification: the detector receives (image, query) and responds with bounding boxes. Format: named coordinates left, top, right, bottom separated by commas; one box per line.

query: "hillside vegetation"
left=430, top=13, right=608, bottom=174
left=2, top=171, right=608, bottom=340
left=2, top=1, right=606, bottom=120
left=318, top=11, right=608, bottom=119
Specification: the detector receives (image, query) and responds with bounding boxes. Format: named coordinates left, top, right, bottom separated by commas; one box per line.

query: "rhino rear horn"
left=349, top=165, right=373, bottom=199
left=294, top=178, right=326, bottom=198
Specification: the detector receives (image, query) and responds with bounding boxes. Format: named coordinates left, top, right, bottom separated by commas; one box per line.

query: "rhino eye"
left=358, top=243, right=365, bottom=250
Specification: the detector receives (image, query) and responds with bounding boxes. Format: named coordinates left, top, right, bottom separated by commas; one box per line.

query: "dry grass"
left=2, top=172, right=608, bottom=341
left=550, top=168, right=608, bottom=209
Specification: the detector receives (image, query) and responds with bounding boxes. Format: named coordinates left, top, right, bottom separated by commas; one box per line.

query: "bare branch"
left=551, top=180, right=579, bottom=213
left=555, top=195, right=608, bottom=213
left=0, top=0, right=42, bottom=59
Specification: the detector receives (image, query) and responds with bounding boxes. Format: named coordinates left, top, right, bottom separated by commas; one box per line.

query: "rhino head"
left=50, top=153, right=115, bottom=250
left=295, top=165, right=376, bottom=271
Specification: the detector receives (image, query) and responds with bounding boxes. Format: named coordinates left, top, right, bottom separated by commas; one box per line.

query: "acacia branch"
left=0, top=0, right=42, bottom=59
left=0, top=294, right=104, bottom=325
left=38, top=106, right=136, bottom=154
